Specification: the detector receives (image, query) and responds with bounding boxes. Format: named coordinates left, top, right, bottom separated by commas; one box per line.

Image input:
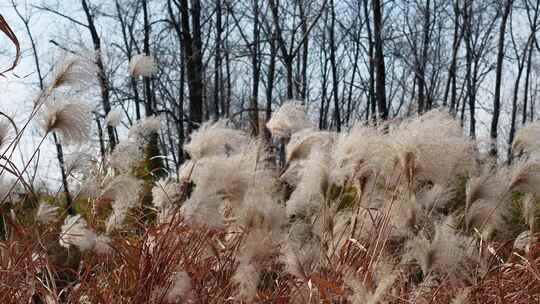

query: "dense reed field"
left=2, top=56, right=540, bottom=304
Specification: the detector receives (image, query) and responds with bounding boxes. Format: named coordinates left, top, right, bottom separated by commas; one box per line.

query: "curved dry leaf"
left=0, top=14, right=20, bottom=76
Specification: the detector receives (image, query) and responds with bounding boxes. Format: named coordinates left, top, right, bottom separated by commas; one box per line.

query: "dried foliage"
left=0, top=14, right=20, bottom=76
left=3, top=106, right=540, bottom=304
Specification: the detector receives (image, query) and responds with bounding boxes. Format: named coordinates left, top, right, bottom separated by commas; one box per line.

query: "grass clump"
left=4, top=97, right=540, bottom=303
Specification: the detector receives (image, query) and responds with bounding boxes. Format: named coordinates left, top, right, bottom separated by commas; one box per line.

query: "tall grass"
left=2, top=62, right=540, bottom=303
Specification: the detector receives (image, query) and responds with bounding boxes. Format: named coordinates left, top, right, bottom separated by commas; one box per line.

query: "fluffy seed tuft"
left=129, top=54, right=158, bottom=77
left=41, top=101, right=91, bottom=144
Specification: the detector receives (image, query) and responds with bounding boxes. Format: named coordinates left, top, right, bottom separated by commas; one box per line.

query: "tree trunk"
left=250, top=0, right=261, bottom=135
left=179, top=0, right=204, bottom=133
left=299, top=0, right=309, bottom=100
left=444, top=0, right=462, bottom=114
left=489, top=0, right=512, bottom=158
left=81, top=0, right=117, bottom=150
left=329, top=0, right=341, bottom=132
left=213, top=0, right=222, bottom=120
left=168, top=0, right=186, bottom=165
left=362, top=0, right=376, bottom=123
left=266, top=31, right=277, bottom=123
left=142, top=0, right=163, bottom=177
left=508, top=37, right=532, bottom=163
left=372, top=0, right=388, bottom=120
left=346, top=41, right=360, bottom=125
left=417, top=0, right=431, bottom=114
left=522, top=37, right=534, bottom=125
left=463, top=0, right=475, bottom=138
left=142, top=0, right=154, bottom=117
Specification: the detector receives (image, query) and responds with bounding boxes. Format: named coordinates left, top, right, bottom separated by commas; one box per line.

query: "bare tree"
left=489, top=0, right=513, bottom=159
left=176, top=0, right=204, bottom=133
left=372, top=0, right=388, bottom=120
left=81, top=0, right=117, bottom=151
